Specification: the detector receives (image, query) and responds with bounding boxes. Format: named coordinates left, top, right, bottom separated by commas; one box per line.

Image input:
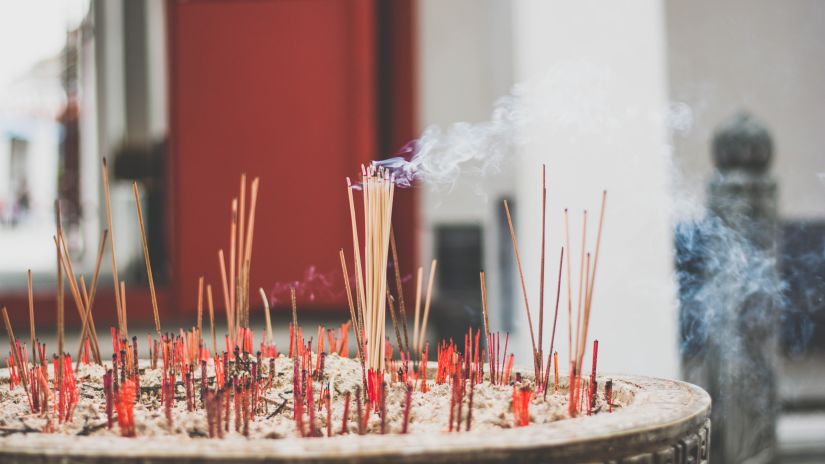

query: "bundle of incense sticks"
left=344, top=166, right=395, bottom=373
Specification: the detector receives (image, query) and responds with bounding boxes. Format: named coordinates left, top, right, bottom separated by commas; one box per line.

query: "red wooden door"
left=167, top=0, right=381, bottom=314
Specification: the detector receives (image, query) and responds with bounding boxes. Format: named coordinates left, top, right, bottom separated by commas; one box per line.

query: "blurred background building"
left=0, top=1, right=823, bottom=461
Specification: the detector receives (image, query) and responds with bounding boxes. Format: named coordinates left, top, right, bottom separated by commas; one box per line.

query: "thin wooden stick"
left=120, top=281, right=128, bottom=337
left=242, top=178, right=260, bottom=328
left=503, top=200, right=539, bottom=380
left=538, top=165, right=547, bottom=380
left=412, top=266, right=423, bottom=353
left=207, top=284, right=217, bottom=355
left=563, top=209, right=573, bottom=366
left=76, top=229, right=107, bottom=366
left=237, top=175, right=246, bottom=327
left=197, top=276, right=204, bottom=338
left=574, top=211, right=588, bottom=369
left=133, top=182, right=162, bottom=336
left=101, top=158, right=124, bottom=337
left=346, top=178, right=367, bottom=340
left=579, top=191, right=607, bottom=369
left=339, top=249, right=364, bottom=361
left=389, top=228, right=410, bottom=354
left=55, top=203, right=64, bottom=400
left=417, top=260, right=438, bottom=353
left=479, top=271, right=491, bottom=347
left=259, top=288, right=272, bottom=345
left=229, top=200, right=237, bottom=342
left=549, top=247, right=564, bottom=372
left=218, top=249, right=233, bottom=342
left=290, top=287, right=299, bottom=360
left=26, top=270, right=35, bottom=366
left=2, top=307, right=29, bottom=396
left=386, top=291, right=403, bottom=356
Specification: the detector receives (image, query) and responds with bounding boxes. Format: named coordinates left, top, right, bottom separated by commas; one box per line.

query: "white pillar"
left=510, top=0, right=679, bottom=378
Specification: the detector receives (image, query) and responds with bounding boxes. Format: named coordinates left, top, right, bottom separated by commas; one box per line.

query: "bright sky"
left=0, top=0, right=89, bottom=89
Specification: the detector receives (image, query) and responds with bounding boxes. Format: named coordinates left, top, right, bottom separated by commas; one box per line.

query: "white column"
left=510, top=0, right=679, bottom=378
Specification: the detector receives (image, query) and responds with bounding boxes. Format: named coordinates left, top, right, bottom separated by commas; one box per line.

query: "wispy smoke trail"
left=378, top=60, right=622, bottom=188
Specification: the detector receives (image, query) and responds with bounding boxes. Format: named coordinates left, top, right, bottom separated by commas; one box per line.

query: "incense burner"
left=0, top=372, right=710, bottom=464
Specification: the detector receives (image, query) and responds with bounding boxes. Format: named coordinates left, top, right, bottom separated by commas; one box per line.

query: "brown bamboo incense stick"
left=290, top=287, right=299, bottom=360
left=101, top=158, right=124, bottom=337
left=259, top=288, right=272, bottom=345
left=55, top=206, right=65, bottom=402
left=417, top=259, right=438, bottom=354
left=346, top=178, right=367, bottom=336
left=548, top=247, right=564, bottom=375
left=2, top=307, right=30, bottom=393
left=120, top=281, right=128, bottom=337
left=27, top=270, right=35, bottom=365
left=576, top=253, right=591, bottom=380
left=579, top=191, right=607, bottom=370
left=503, top=200, right=539, bottom=379
left=339, top=249, right=364, bottom=361
left=53, top=232, right=98, bottom=363
left=78, top=276, right=92, bottom=345
left=386, top=291, right=403, bottom=356
left=574, top=211, right=588, bottom=368
left=229, top=199, right=237, bottom=340
left=237, top=175, right=246, bottom=326
left=479, top=271, right=491, bottom=347
left=197, top=276, right=204, bottom=338
left=412, top=266, right=423, bottom=353
left=389, top=228, right=410, bottom=354
left=76, top=229, right=107, bottom=366
left=133, top=182, right=162, bottom=336
left=207, top=284, right=217, bottom=355
left=218, top=249, right=233, bottom=342
left=242, top=178, right=260, bottom=328
left=538, top=165, right=547, bottom=380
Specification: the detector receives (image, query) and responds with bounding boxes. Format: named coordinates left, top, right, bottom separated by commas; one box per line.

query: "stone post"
left=677, top=112, right=780, bottom=463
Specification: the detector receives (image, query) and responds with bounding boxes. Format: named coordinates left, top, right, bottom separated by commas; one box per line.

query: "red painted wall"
left=166, top=0, right=415, bottom=315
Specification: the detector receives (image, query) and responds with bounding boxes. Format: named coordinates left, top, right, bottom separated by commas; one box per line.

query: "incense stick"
left=218, top=249, right=233, bottom=342
left=548, top=247, right=564, bottom=375
left=339, top=249, right=364, bottom=361
left=574, top=211, right=588, bottom=369
left=55, top=203, right=65, bottom=404
left=259, top=288, right=272, bottom=345
left=120, top=281, right=128, bottom=337
left=563, top=209, right=573, bottom=366
left=27, top=270, right=35, bottom=366
left=229, top=200, right=237, bottom=342
left=412, top=266, right=423, bottom=353
left=386, top=291, right=403, bottom=357
left=197, top=276, right=204, bottom=338
left=237, top=175, right=246, bottom=327
left=417, top=260, right=437, bottom=354
left=101, top=158, right=124, bottom=337
left=479, top=271, right=491, bottom=348
left=389, top=229, right=410, bottom=354
left=290, top=287, right=299, bottom=360
left=503, top=200, right=539, bottom=380
left=207, top=284, right=217, bottom=355
left=76, top=229, right=107, bottom=366
left=133, top=182, right=162, bottom=336
left=346, top=178, right=367, bottom=348
left=2, top=307, right=29, bottom=397
left=242, top=178, right=260, bottom=328
left=578, top=191, right=607, bottom=370
left=538, top=165, right=547, bottom=380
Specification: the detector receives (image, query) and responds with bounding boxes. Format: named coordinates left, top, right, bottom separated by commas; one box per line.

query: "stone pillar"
left=677, top=111, right=779, bottom=463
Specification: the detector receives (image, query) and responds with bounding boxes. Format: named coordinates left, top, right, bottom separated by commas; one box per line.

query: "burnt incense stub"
left=0, top=365, right=710, bottom=464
